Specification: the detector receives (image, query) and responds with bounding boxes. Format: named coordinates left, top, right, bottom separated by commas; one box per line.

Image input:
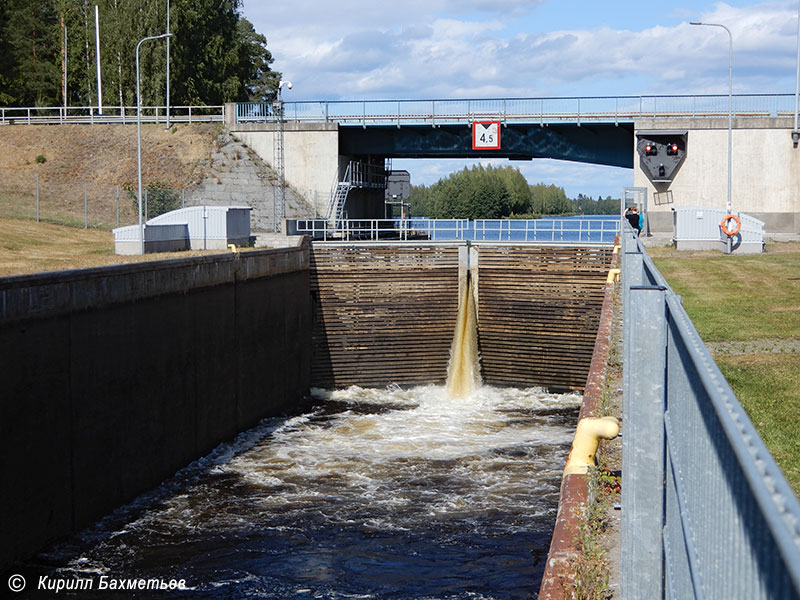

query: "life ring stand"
left=720, top=214, right=741, bottom=236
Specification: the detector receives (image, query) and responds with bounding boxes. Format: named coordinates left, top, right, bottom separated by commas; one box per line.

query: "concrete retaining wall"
left=0, top=242, right=311, bottom=570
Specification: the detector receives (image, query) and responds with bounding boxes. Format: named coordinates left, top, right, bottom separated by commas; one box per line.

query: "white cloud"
left=243, top=0, right=799, bottom=196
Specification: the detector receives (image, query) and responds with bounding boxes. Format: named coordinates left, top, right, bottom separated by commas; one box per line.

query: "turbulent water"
left=31, top=385, right=580, bottom=599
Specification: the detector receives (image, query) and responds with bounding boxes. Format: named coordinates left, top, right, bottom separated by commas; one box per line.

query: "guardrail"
left=0, top=105, right=224, bottom=126
left=620, top=225, right=800, bottom=599
left=289, top=217, right=620, bottom=243
left=237, top=93, right=797, bottom=126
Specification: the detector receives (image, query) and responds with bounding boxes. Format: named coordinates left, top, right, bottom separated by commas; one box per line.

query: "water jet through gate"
left=447, top=270, right=482, bottom=398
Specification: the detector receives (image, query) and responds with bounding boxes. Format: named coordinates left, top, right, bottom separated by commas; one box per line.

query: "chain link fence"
left=0, top=175, right=188, bottom=230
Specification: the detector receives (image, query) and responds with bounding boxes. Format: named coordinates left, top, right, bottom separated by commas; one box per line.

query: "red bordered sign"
left=472, top=121, right=501, bottom=150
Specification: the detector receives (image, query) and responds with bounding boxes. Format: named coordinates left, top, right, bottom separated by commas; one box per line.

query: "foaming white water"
left=44, top=384, right=582, bottom=600
left=216, top=384, right=581, bottom=531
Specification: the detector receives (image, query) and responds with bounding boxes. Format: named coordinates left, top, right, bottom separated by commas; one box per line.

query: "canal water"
left=32, top=384, right=580, bottom=599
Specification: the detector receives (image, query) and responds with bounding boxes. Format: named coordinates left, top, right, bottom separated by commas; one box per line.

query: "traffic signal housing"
left=636, top=131, right=687, bottom=184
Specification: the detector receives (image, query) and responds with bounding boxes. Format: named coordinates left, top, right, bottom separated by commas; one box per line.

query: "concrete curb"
left=538, top=248, right=619, bottom=599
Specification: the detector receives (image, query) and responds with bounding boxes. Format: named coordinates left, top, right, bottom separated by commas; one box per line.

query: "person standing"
left=625, top=205, right=642, bottom=235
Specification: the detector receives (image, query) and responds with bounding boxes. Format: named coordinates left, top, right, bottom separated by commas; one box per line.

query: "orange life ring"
left=720, top=214, right=741, bottom=236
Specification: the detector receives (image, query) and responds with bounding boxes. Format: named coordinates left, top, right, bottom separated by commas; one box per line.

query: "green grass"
left=715, top=354, right=800, bottom=493
left=651, top=247, right=800, bottom=496
left=652, top=251, right=800, bottom=342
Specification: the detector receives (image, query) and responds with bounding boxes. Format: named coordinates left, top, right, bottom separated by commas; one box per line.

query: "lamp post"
left=165, top=0, right=171, bottom=130
left=793, top=0, right=800, bottom=147
left=272, top=80, right=292, bottom=233
left=137, top=33, right=174, bottom=254
left=691, top=21, right=733, bottom=213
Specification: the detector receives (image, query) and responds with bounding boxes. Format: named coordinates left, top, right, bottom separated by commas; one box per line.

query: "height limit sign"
left=472, top=120, right=501, bottom=150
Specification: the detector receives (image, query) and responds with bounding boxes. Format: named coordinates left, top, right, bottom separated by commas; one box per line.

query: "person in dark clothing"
left=625, top=205, right=642, bottom=235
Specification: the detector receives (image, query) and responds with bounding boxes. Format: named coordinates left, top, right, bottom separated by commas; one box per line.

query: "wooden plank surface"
left=310, top=243, right=613, bottom=391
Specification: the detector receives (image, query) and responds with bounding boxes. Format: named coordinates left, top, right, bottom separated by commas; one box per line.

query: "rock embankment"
left=0, top=122, right=312, bottom=231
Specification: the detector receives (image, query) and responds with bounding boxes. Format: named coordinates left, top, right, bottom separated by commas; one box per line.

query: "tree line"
left=0, top=0, right=280, bottom=107
left=407, top=165, right=619, bottom=219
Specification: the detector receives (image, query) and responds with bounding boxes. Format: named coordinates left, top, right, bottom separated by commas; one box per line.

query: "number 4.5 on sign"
left=472, top=121, right=501, bottom=150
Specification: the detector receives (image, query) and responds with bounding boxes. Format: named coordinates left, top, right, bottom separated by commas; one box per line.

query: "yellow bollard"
left=607, top=268, right=621, bottom=283
left=612, top=244, right=622, bottom=254
left=564, top=416, right=620, bottom=475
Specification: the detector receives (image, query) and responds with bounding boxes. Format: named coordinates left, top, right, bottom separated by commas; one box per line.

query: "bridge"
left=227, top=93, right=800, bottom=234
left=2, top=94, right=797, bottom=233
left=2, top=95, right=800, bottom=597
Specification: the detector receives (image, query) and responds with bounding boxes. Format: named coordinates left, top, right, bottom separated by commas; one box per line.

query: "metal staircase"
left=326, top=163, right=353, bottom=225
left=326, top=160, right=389, bottom=228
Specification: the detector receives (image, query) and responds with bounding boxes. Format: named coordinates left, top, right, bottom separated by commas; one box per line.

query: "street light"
left=690, top=21, right=733, bottom=213
left=165, top=0, right=171, bottom=130
left=136, top=32, right=174, bottom=254
left=272, top=80, right=292, bottom=233
left=793, top=0, right=800, bottom=147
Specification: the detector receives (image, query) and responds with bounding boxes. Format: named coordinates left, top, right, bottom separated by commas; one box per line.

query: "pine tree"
left=6, top=0, right=61, bottom=105
left=0, top=0, right=280, bottom=107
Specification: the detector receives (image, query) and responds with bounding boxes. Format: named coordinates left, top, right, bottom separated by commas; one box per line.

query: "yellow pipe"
left=612, top=244, right=622, bottom=254
left=606, top=268, right=621, bottom=283
left=564, top=416, right=620, bottom=475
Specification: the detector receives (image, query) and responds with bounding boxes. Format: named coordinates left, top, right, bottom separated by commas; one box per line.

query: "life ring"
left=720, top=214, right=741, bottom=236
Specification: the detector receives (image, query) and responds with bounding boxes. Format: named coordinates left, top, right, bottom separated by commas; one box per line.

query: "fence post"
left=622, top=277, right=668, bottom=600
left=116, top=185, right=120, bottom=227
left=84, top=183, right=88, bottom=229
left=35, top=173, right=40, bottom=222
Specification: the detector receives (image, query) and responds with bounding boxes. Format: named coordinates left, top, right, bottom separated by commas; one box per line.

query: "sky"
left=242, top=1, right=800, bottom=199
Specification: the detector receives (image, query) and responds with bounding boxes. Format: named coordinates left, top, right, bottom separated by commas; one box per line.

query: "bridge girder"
left=339, top=123, right=635, bottom=168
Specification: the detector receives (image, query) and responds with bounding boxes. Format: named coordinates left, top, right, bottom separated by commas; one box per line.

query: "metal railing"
left=473, top=217, right=619, bottom=243
left=0, top=105, right=224, bottom=126
left=291, top=217, right=620, bottom=243
left=236, top=94, right=797, bottom=127
left=620, top=224, right=800, bottom=599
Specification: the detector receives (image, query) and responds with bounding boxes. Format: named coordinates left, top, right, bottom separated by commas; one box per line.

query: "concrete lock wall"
left=0, top=243, right=311, bottom=570
left=634, top=118, right=800, bottom=233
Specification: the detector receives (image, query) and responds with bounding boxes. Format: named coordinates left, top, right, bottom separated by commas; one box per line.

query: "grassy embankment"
left=650, top=243, right=800, bottom=496
left=0, top=217, right=232, bottom=277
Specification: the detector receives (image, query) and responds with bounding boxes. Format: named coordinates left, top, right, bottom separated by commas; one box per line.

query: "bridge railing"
left=290, top=217, right=619, bottom=243
left=236, top=94, right=797, bottom=126
left=0, top=105, right=224, bottom=125
left=620, top=226, right=800, bottom=599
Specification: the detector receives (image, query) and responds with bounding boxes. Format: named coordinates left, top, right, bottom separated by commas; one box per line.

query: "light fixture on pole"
left=95, top=5, right=103, bottom=114
left=793, top=0, right=800, bottom=148
left=136, top=32, right=174, bottom=255
left=165, top=0, right=171, bottom=130
left=690, top=21, right=733, bottom=213
left=272, top=80, right=292, bottom=233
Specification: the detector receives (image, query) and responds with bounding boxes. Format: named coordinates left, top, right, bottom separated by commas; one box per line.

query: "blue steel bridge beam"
left=338, top=122, right=635, bottom=168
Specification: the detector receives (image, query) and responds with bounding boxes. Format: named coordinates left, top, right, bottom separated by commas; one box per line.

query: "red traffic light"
left=667, top=143, right=679, bottom=156
left=645, top=143, right=658, bottom=156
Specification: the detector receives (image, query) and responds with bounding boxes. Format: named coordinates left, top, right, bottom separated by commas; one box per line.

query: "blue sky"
left=243, top=1, right=800, bottom=199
